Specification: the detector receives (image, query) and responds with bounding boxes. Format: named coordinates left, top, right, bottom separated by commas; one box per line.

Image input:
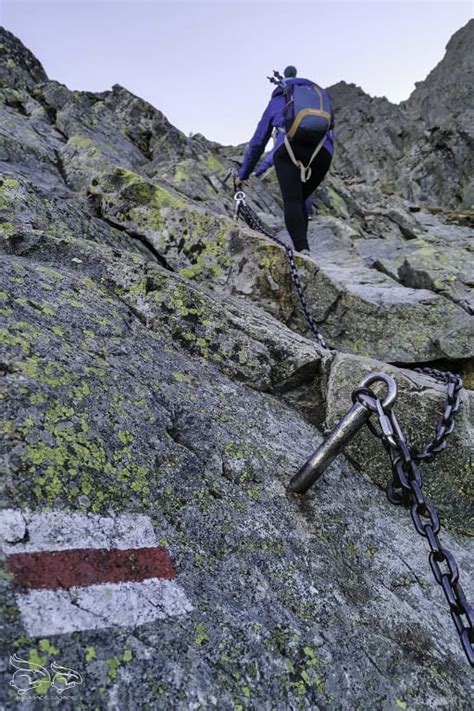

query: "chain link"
left=234, top=192, right=328, bottom=349
left=353, top=382, right=473, bottom=666
left=412, top=367, right=463, bottom=463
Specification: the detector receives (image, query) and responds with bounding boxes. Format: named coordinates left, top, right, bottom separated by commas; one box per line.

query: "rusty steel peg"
left=289, top=373, right=398, bottom=494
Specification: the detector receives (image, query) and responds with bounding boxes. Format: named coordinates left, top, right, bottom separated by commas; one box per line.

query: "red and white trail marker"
left=0, top=509, right=193, bottom=636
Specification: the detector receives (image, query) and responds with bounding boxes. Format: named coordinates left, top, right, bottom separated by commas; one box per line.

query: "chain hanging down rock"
left=351, top=378, right=473, bottom=667
left=233, top=189, right=327, bottom=349
left=228, top=177, right=472, bottom=664
left=290, top=372, right=472, bottom=666
left=412, top=367, right=463, bottom=463
left=228, top=176, right=472, bottom=664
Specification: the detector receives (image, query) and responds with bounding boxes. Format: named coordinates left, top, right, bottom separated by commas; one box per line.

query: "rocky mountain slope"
left=0, top=24, right=473, bottom=710
left=330, top=20, right=474, bottom=208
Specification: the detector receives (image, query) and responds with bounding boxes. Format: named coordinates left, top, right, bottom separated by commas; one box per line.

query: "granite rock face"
left=0, top=25, right=473, bottom=710
left=405, top=20, right=474, bottom=207
left=329, top=19, right=474, bottom=208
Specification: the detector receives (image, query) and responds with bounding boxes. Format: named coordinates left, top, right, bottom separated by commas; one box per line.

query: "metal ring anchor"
left=289, top=373, right=398, bottom=494
left=352, top=372, right=397, bottom=410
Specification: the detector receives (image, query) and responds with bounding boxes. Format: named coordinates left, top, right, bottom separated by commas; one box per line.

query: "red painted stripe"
left=6, top=546, right=176, bottom=590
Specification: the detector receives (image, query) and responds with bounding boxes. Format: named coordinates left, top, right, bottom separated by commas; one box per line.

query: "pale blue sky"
left=1, top=1, right=472, bottom=145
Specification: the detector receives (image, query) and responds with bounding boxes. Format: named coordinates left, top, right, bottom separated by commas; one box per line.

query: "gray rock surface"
left=87, top=166, right=473, bottom=365
left=1, top=236, right=473, bottom=710
left=329, top=20, right=474, bottom=208
left=1, top=23, right=473, bottom=710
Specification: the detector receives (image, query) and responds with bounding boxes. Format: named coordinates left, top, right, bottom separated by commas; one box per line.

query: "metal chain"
left=412, top=367, right=463, bottom=463
left=233, top=191, right=328, bottom=349
left=363, top=367, right=463, bottom=467
left=232, top=185, right=464, bottom=468
left=231, top=182, right=471, bottom=664
left=353, top=384, right=473, bottom=666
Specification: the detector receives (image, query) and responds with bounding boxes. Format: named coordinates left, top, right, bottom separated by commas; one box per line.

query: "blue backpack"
left=283, top=82, right=333, bottom=182
left=284, top=83, right=333, bottom=144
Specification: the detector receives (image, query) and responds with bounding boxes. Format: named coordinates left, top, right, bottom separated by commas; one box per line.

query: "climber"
left=254, top=147, right=314, bottom=220
left=236, top=65, right=334, bottom=254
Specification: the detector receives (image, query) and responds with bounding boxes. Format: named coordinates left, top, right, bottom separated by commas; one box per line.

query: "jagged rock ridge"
left=329, top=19, right=474, bottom=208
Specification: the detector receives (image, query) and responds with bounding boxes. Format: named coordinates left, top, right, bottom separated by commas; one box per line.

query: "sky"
left=0, top=1, right=472, bottom=146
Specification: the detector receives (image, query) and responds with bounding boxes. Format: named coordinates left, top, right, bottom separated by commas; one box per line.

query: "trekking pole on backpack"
left=267, top=69, right=284, bottom=87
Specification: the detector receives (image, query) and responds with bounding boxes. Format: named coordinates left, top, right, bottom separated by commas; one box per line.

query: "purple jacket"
left=239, top=77, right=334, bottom=181
left=254, top=149, right=275, bottom=177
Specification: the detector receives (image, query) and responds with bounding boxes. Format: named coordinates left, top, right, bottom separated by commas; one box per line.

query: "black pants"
left=273, top=144, right=332, bottom=251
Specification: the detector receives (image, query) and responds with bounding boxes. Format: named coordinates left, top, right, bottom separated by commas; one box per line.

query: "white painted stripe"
left=0, top=509, right=157, bottom=555
left=3, top=509, right=194, bottom=634
left=16, top=578, right=194, bottom=636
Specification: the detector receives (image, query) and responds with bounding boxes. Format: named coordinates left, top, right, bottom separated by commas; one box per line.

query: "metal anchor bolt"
left=289, top=372, right=398, bottom=494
